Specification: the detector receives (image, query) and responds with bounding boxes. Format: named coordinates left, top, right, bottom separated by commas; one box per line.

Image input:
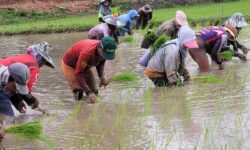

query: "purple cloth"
left=198, top=27, right=227, bottom=64
left=88, top=23, right=110, bottom=40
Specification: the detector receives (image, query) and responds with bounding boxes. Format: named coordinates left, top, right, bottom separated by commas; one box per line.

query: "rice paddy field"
left=0, top=26, right=250, bottom=149
left=0, top=0, right=249, bottom=35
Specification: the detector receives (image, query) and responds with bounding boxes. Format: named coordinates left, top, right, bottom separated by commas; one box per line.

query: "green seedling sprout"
left=5, top=121, right=42, bottom=139
left=110, top=72, right=138, bottom=83
left=193, top=75, right=224, bottom=83
left=219, top=50, right=234, bottom=61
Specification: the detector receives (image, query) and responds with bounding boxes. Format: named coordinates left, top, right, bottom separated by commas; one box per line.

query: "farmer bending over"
left=223, top=13, right=249, bottom=61
left=98, top=0, right=112, bottom=22
left=88, top=22, right=119, bottom=43
left=188, top=24, right=237, bottom=72
left=61, top=37, right=116, bottom=102
left=144, top=26, right=198, bottom=86
left=0, top=42, right=55, bottom=112
left=136, top=4, right=153, bottom=29
left=0, top=63, right=30, bottom=116
left=141, top=10, right=188, bottom=49
left=118, top=10, right=138, bottom=36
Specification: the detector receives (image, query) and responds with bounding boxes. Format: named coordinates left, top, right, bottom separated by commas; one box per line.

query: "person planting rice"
left=223, top=13, right=249, bottom=61
left=0, top=63, right=30, bottom=116
left=188, top=24, right=237, bottom=72
left=88, top=22, right=119, bottom=43
left=0, top=42, right=55, bottom=113
left=118, top=10, right=138, bottom=36
left=61, top=37, right=116, bottom=102
left=143, top=26, right=198, bottom=86
left=141, top=10, right=188, bottom=49
left=140, top=10, right=191, bottom=82
left=136, top=4, right=153, bottom=29
left=98, top=0, right=112, bottom=23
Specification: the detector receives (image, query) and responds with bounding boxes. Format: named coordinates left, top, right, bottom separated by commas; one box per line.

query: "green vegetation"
left=151, top=35, right=170, bottom=56
left=219, top=50, right=234, bottom=60
left=111, top=72, right=139, bottom=82
left=0, top=0, right=249, bottom=35
left=0, top=11, right=97, bottom=35
left=5, top=121, right=42, bottom=139
left=193, top=75, right=224, bottom=83
left=152, top=0, right=250, bottom=27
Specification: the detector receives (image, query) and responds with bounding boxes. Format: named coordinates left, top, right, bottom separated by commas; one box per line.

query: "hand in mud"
left=0, top=124, right=5, bottom=141
left=20, top=106, right=27, bottom=113
left=218, top=63, right=224, bottom=70
left=183, top=74, right=190, bottom=83
left=88, top=93, right=97, bottom=103
left=241, top=47, right=249, bottom=55
left=237, top=53, right=247, bottom=62
left=99, top=78, right=109, bottom=87
left=19, top=101, right=27, bottom=113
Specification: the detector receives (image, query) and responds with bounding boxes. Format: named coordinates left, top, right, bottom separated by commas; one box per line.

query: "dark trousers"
left=136, top=17, right=149, bottom=29
left=149, top=76, right=169, bottom=87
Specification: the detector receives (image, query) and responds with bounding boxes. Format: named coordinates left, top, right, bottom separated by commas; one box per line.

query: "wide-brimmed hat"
left=225, top=13, right=249, bottom=28
left=224, top=24, right=238, bottom=40
left=27, top=42, right=55, bottom=68
left=141, top=4, right=152, bottom=13
left=8, top=63, right=30, bottom=95
left=175, top=10, right=188, bottom=26
left=103, top=15, right=125, bottom=27
left=100, top=36, right=117, bottom=60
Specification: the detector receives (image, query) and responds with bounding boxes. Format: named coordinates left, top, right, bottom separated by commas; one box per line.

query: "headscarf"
left=26, top=42, right=55, bottom=68
left=224, top=13, right=249, bottom=28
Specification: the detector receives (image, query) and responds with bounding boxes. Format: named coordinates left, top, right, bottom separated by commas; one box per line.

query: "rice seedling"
left=193, top=75, right=224, bottom=83
left=150, top=35, right=171, bottom=57
left=5, top=121, right=42, bottom=139
left=219, top=50, right=234, bottom=61
left=110, top=72, right=138, bottom=83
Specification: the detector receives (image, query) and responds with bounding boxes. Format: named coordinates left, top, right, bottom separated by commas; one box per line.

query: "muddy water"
left=0, top=28, right=250, bottom=149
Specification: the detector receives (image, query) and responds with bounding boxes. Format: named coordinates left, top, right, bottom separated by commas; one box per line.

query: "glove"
left=99, top=77, right=109, bottom=87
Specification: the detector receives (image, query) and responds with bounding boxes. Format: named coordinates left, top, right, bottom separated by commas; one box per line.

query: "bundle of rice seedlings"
left=193, top=75, right=224, bottom=83
left=111, top=72, right=138, bottom=83
left=219, top=50, right=234, bottom=61
left=5, top=121, right=42, bottom=139
left=141, top=31, right=159, bottom=48
left=150, top=35, right=170, bottom=57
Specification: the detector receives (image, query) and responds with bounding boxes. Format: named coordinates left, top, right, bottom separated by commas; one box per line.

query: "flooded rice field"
left=0, top=28, right=250, bottom=149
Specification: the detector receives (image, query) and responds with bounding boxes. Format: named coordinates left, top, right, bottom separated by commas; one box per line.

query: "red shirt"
left=63, top=40, right=105, bottom=92
left=0, top=54, right=40, bottom=92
